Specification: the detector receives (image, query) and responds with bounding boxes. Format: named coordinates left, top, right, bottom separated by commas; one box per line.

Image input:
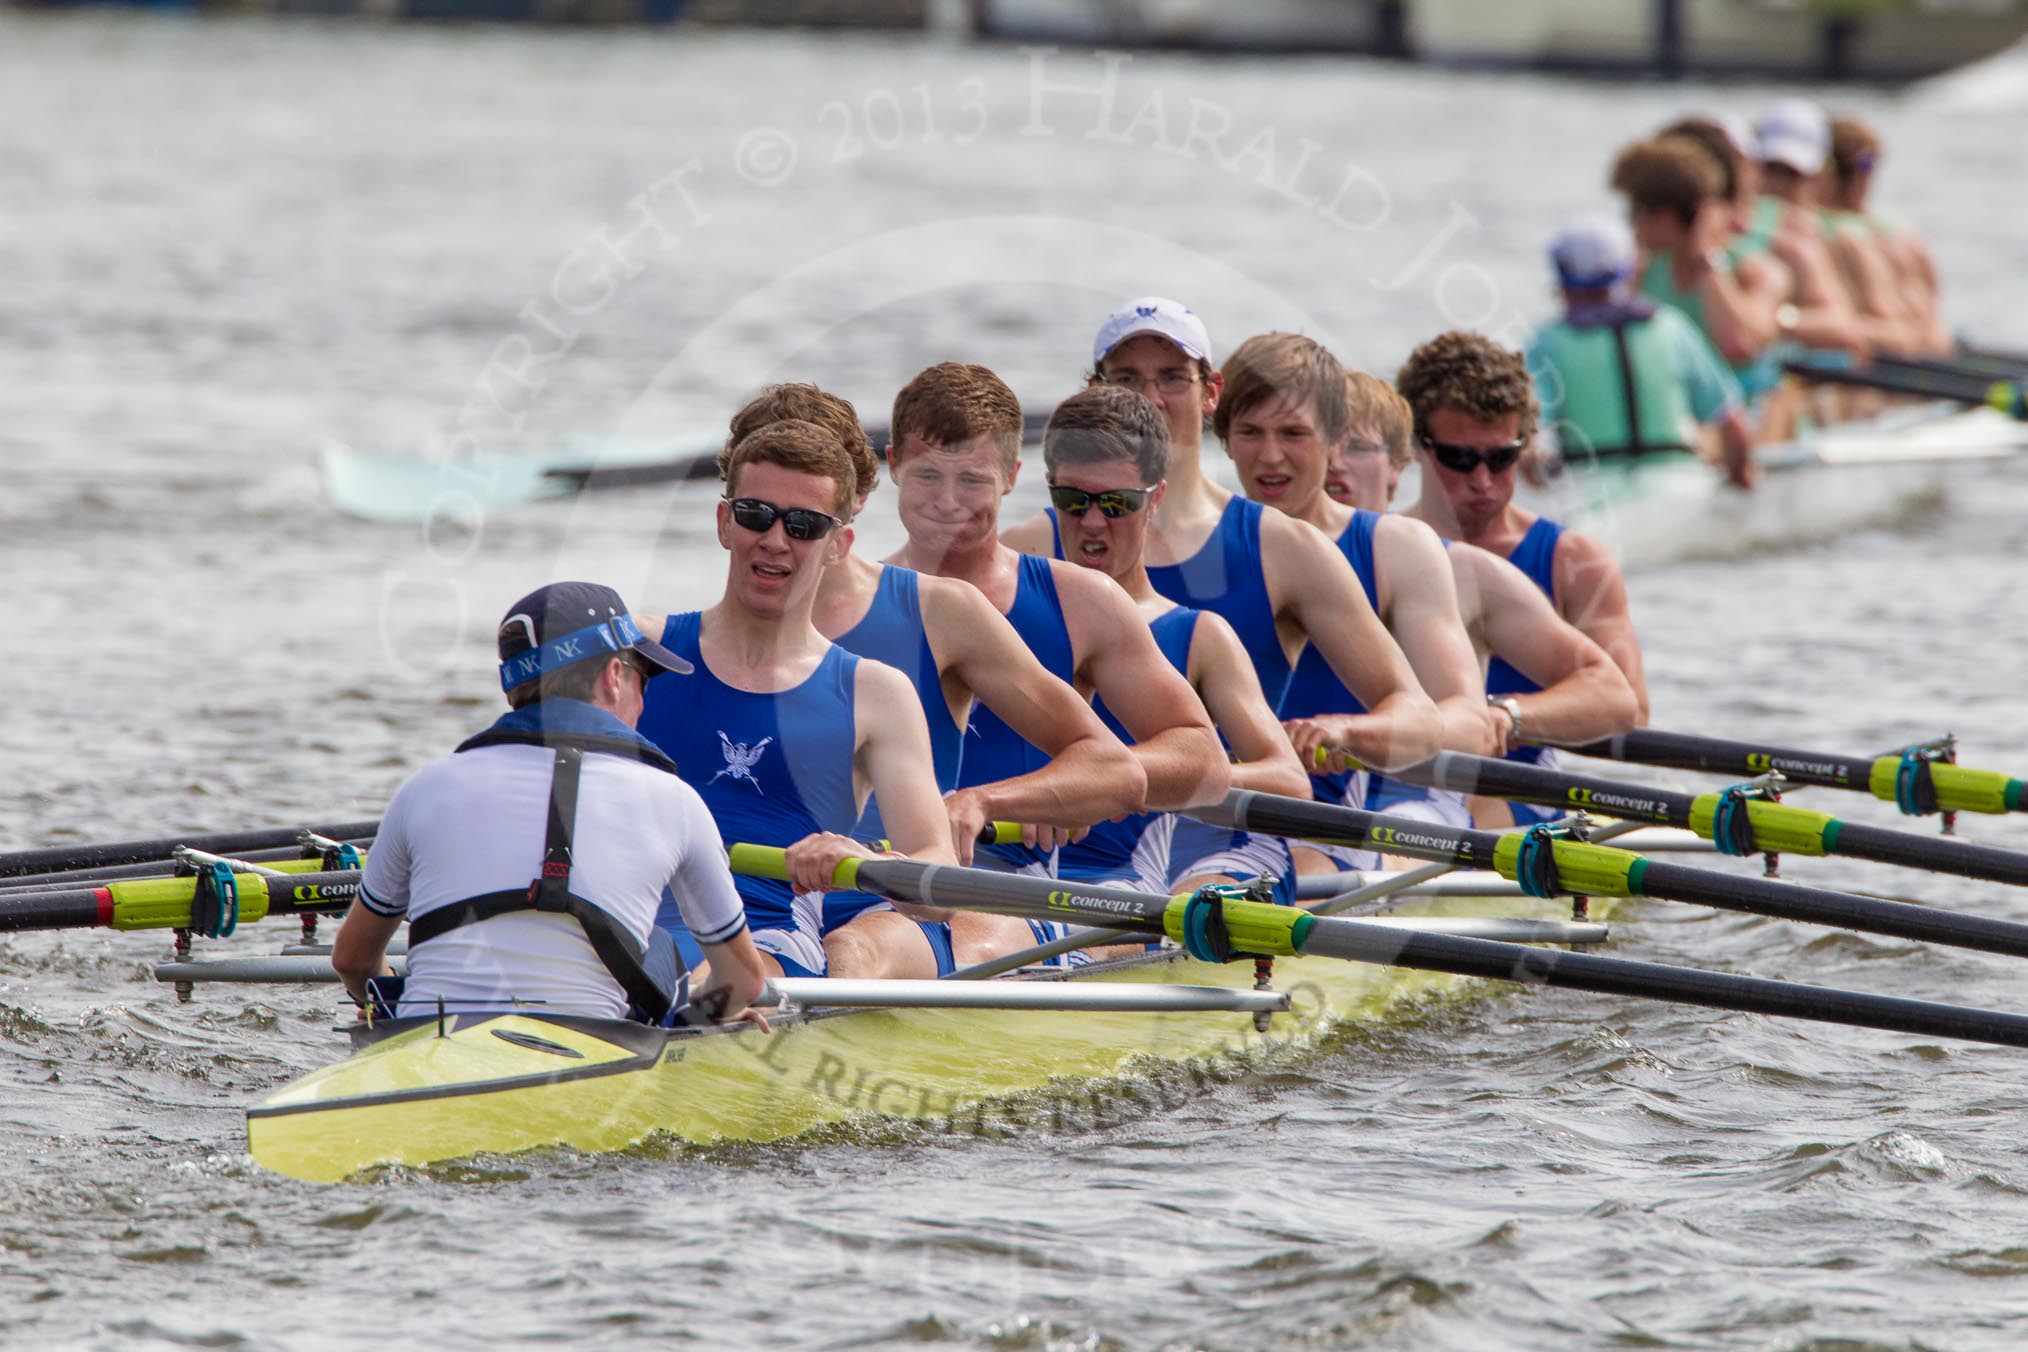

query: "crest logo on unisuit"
left=709, top=731, right=774, bottom=791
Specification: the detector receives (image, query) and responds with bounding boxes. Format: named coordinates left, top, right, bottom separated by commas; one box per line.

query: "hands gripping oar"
left=727, top=842, right=2028, bottom=1052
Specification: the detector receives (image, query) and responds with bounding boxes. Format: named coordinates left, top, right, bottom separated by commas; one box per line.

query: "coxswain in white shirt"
left=332, top=581, right=770, bottom=1027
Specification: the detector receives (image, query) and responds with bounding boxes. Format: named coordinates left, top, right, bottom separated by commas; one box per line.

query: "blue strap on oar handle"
left=1895, top=749, right=1942, bottom=816
left=1180, top=885, right=1239, bottom=963
left=188, top=862, right=239, bottom=939
left=1710, top=785, right=1761, bottom=857
left=1513, top=825, right=1563, bottom=898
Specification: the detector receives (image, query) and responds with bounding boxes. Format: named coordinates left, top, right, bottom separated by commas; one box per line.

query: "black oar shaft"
left=1210, top=792, right=2028, bottom=961
left=0, top=888, right=104, bottom=932
left=1301, top=920, right=2028, bottom=1050
left=1420, top=752, right=1690, bottom=827
left=0, top=821, right=380, bottom=879
left=1420, top=751, right=2028, bottom=889
left=1569, top=729, right=2026, bottom=817
left=1572, top=729, right=1872, bottom=788
left=1832, top=822, right=2028, bottom=889
left=1637, top=859, right=2028, bottom=958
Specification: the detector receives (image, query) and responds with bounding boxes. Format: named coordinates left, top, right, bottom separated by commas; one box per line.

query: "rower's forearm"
left=1333, top=693, right=1442, bottom=773
left=1515, top=672, right=1640, bottom=746
left=1229, top=755, right=1313, bottom=801
left=1134, top=725, right=1232, bottom=811
left=968, top=735, right=1147, bottom=826
left=1435, top=694, right=1499, bottom=758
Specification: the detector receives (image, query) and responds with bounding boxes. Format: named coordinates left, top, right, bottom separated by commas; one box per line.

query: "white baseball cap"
left=1757, top=98, right=1830, bottom=175
left=1549, top=214, right=1636, bottom=291
left=1092, top=297, right=1211, bottom=367
left=1714, top=112, right=1756, bottom=160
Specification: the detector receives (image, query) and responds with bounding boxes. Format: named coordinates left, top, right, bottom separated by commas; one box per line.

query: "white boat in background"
left=1529, top=402, right=2028, bottom=573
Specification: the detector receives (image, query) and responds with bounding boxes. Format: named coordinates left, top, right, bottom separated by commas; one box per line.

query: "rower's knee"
left=947, top=913, right=1031, bottom=967
left=823, top=925, right=879, bottom=980
left=824, top=912, right=937, bottom=980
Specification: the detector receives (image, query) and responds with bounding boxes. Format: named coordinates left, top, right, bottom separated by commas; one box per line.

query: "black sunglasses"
left=1049, top=484, right=1153, bottom=519
left=1419, top=434, right=1526, bottom=474
left=727, top=497, right=842, bottom=541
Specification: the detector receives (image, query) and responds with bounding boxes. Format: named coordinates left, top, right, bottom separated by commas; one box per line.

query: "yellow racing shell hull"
left=249, top=890, right=1616, bottom=1183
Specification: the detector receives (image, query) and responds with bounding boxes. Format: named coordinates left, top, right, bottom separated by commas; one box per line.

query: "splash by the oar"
left=727, top=845, right=2028, bottom=1052
left=1391, top=751, right=2028, bottom=888
left=1195, top=791, right=2028, bottom=961
left=1562, top=728, right=2026, bottom=818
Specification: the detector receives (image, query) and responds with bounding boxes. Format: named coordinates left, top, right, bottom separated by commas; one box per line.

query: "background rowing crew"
left=329, top=95, right=1955, bottom=1030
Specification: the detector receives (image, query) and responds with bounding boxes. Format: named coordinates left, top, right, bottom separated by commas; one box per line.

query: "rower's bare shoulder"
left=851, top=656, right=927, bottom=723
left=1255, top=508, right=1349, bottom=603
left=1460, top=544, right=1548, bottom=610
left=998, top=509, right=1056, bottom=557
left=634, top=611, right=670, bottom=642
left=1042, top=555, right=1132, bottom=609
left=1256, top=503, right=1335, bottom=557
left=1184, top=608, right=1246, bottom=674
left=1554, top=527, right=1622, bottom=572
left=1552, top=528, right=1629, bottom=600
left=915, top=570, right=996, bottom=625
left=1372, top=513, right=1446, bottom=563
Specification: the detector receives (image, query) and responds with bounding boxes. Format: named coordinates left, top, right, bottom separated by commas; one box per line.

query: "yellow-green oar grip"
left=988, top=822, right=1025, bottom=845
left=1687, top=794, right=1839, bottom=856
left=726, top=843, right=863, bottom=890
left=1160, top=893, right=1311, bottom=956
left=1490, top=836, right=1644, bottom=897
left=1868, top=758, right=2026, bottom=816
left=1312, top=747, right=1366, bottom=772
left=107, top=875, right=274, bottom=932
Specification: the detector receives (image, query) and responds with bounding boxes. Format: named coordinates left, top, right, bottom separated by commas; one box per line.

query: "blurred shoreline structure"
left=8, top=0, right=2028, bottom=83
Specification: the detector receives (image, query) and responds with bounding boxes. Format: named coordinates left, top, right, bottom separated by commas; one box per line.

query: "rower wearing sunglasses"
left=635, top=420, right=958, bottom=981
left=1397, top=331, right=1652, bottom=828
left=1004, top=300, right=1438, bottom=896
left=884, top=361, right=1226, bottom=968
left=1313, top=374, right=1639, bottom=844
left=1030, top=384, right=1309, bottom=901
left=714, top=384, right=1136, bottom=982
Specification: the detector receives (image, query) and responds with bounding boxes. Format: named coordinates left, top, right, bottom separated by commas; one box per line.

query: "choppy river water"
left=4, top=13, right=2028, bottom=1348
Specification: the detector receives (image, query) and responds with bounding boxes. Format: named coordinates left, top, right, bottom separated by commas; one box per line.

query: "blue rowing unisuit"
left=1276, top=509, right=1381, bottom=805
left=1485, top=515, right=1567, bottom=826
left=638, top=612, right=860, bottom=933
left=1145, top=496, right=1291, bottom=705
left=1484, top=516, right=1564, bottom=740
left=1055, top=605, right=1199, bottom=888
left=823, top=565, right=963, bottom=931
left=1139, top=498, right=1295, bottom=878
left=959, top=552, right=1075, bottom=871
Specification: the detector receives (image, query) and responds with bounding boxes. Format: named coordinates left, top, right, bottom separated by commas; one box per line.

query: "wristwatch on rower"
left=1488, top=695, right=1523, bottom=746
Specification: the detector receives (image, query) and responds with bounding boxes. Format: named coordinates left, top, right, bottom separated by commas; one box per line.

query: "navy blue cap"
left=496, top=581, right=692, bottom=692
